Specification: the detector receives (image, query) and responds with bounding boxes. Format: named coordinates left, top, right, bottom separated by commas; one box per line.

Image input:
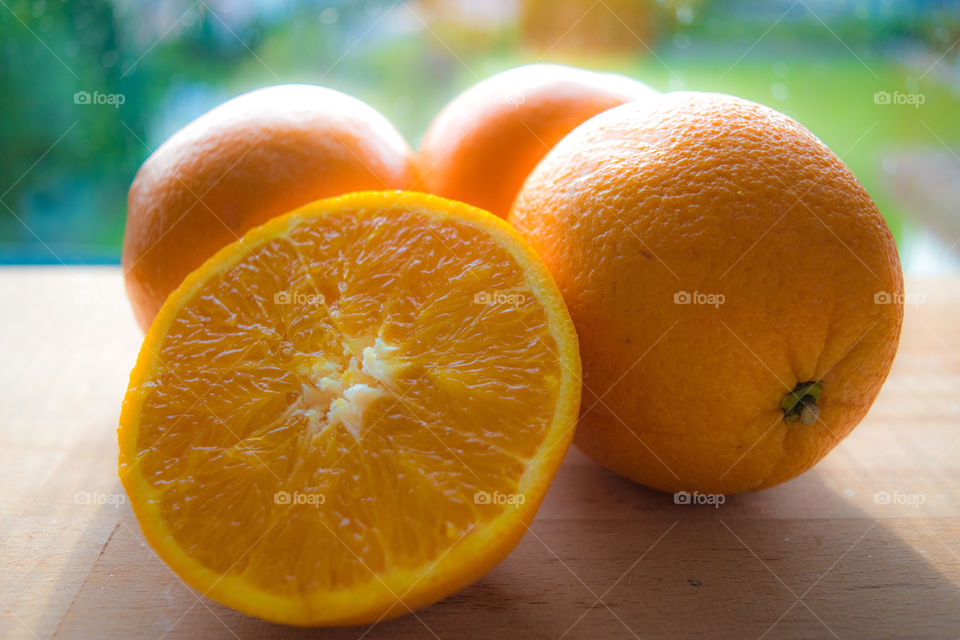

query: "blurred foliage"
left=0, top=0, right=958, bottom=264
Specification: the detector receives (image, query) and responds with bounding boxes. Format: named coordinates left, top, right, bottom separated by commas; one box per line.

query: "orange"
left=417, top=63, right=656, bottom=219
left=509, top=92, right=903, bottom=495
left=122, top=84, right=417, bottom=333
left=118, top=191, right=581, bottom=626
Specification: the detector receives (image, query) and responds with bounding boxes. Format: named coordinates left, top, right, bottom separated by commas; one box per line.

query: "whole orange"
left=509, top=92, right=904, bottom=494
left=123, top=84, right=416, bottom=332
left=417, top=63, right=656, bottom=219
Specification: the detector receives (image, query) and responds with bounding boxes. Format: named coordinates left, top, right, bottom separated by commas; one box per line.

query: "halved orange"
left=118, top=191, right=581, bottom=626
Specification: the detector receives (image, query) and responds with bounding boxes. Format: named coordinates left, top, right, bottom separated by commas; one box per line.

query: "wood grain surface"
left=1, top=267, right=958, bottom=639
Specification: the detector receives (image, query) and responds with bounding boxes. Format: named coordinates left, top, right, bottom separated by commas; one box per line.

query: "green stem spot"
left=781, top=381, right=823, bottom=425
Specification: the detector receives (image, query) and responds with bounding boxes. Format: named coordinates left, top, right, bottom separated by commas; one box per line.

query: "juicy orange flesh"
left=129, top=206, right=561, bottom=596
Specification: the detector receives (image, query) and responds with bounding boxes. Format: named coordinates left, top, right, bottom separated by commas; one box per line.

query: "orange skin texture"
left=509, top=92, right=904, bottom=495
left=123, top=84, right=417, bottom=332
left=417, top=63, right=657, bottom=219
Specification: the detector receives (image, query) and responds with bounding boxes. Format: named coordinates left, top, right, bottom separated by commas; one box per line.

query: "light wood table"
left=2, top=268, right=958, bottom=639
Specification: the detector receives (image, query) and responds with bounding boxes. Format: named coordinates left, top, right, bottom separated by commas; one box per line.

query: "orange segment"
left=118, top=191, right=580, bottom=626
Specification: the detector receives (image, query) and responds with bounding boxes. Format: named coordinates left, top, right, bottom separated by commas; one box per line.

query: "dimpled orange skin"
left=509, top=92, right=904, bottom=495
left=123, top=84, right=417, bottom=333
left=417, top=63, right=657, bottom=219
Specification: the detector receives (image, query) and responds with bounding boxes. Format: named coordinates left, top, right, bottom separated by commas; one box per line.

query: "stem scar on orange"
left=118, top=191, right=581, bottom=626
left=509, top=91, right=904, bottom=495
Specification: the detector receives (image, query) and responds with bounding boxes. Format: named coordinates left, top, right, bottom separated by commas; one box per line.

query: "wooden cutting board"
left=1, top=267, right=958, bottom=639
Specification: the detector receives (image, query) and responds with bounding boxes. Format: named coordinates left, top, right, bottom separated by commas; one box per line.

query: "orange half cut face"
left=118, top=191, right=581, bottom=626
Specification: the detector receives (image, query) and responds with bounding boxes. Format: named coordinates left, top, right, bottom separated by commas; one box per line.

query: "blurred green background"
left=1, top=0, right=959, bottom=272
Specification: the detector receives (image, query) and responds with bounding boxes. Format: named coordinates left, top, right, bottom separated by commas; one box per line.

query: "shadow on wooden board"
left=48, top=448, right=960, bottom=639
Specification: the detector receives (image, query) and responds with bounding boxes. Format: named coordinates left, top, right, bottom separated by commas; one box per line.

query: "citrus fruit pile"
left=119, top=64, right=903, bottom=625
